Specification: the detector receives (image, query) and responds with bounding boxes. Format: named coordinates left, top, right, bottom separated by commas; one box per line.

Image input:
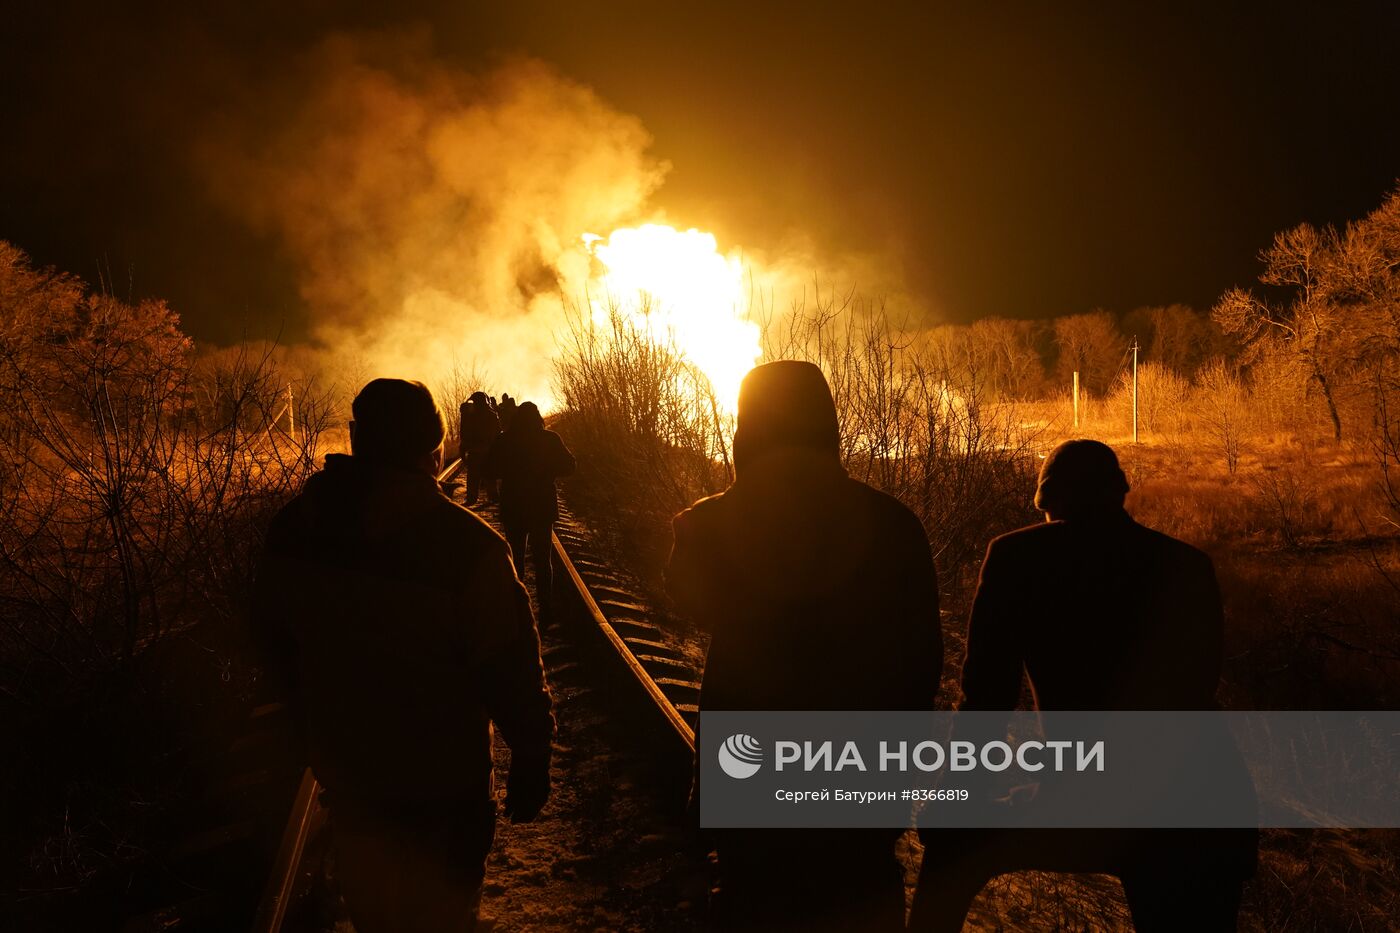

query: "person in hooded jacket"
left=488, top=401, right=575, bottom=624
left=667, top=360, right=943, bottom=932
left=459, top=391, right=500, bottom=505
left=255, top=378, right=553, bottom=933
left=908, top=439, right=1257, bottom=933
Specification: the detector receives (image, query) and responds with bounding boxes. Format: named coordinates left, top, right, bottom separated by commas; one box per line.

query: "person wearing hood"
left=254, top=378, right=553, bottom=933
left=667, top=360, right=943, bottom=932
left=459, top=391, right=501, bottom=505
left=488, top=401, right=575, bottom=625
left=908, top=439, right=1257, bottom=933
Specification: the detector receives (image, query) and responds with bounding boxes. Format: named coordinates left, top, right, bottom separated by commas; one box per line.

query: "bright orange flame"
left=586, top=224, right=761, bottom=413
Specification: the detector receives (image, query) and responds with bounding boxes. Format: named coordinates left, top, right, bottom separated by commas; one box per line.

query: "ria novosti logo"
left=718, top=734, right=764, bottom=779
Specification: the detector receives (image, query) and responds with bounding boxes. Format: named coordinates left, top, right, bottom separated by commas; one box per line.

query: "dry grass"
left=1243, top=830, right=1400, bottom=933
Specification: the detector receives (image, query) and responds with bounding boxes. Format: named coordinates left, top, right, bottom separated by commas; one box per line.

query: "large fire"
left=585, top=224, right=762, bottom=414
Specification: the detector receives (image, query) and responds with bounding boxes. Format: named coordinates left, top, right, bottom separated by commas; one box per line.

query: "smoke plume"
left=201, top=30, right=668, bottom=406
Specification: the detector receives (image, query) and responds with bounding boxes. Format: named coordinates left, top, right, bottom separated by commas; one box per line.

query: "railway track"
left=250, top=456, right=701, bottom=933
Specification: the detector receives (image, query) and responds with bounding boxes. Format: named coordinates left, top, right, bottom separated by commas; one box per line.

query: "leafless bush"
left=1106, top=360, right=1192, bottom=444
left=552, top=299, right=731, bottom=578
left=1247, top=468, right=1322, bottom=550
left=0, top=243, right=331, bottom=706
left=1194, top=359, right=1251, bottom=474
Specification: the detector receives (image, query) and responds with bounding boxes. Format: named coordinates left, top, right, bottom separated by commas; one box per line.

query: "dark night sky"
left=2, top=0, right=1398, bottom=343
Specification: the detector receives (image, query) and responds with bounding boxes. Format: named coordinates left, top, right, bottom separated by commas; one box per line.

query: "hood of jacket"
left=732, top=360, right=842, bottom=478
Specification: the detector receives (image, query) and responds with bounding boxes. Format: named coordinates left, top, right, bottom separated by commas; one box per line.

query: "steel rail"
left=551, top=530, right=696, bottom=757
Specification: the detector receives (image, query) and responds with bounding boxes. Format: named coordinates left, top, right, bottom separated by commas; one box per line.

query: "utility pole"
left=1072, top=370, right=1080, bottom=430
left=286, top=383, right=295, bottom=435
left=1130, top=337, right=1140, bottom=444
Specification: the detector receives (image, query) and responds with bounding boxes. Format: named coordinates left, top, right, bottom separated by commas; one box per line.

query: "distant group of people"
left=457, top=390, right=576, bottom=625
left=254, top=363, right=1257, bottom=933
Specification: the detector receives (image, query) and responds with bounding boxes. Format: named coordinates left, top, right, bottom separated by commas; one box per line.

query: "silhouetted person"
left=254, top=378, right=553, bottom=933
left=459, top=391, right=500, bottom=505
left=488, top=401, right=575, bottom=625
left=497, top=393, right=518, bottom=433
left=908, top=439, right=1257, bottom=933
left=668, top=361, right=942, bottom=932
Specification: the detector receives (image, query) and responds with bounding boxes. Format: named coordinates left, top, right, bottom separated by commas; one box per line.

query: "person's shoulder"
left=444, top=496, right=506, bottom=538
left=676, top=490, right=727, bottom=519
left=673, top=489, right=731, bottom=535
left=987, top=520, right=1066, bottom=559
left=1133, top=521, right=1214, bottom=571
left=263, top=470, right=327, bottom=543
left=847, top=478, right=926, bottom=535
left=262, top=492, right=304, bottom=545
left=995, top=520, right=1061, bottom=541
left=426, top=490, right=509, bottom=552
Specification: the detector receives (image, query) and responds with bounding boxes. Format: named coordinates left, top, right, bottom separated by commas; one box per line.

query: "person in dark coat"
left=458, top=391, right=500, bottom=505
left=496, top=392, right=518, bottom=433
left=488, top=401, right=575, bottom=623
left=908, top=439, right=1257, bottom=933
left=668, top=360, right=943, bottom=932
left=255, top=378, right=554, bottom=933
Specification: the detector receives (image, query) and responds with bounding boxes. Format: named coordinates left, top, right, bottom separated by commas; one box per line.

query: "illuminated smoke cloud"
left=200, top=30, right=668, bottom=405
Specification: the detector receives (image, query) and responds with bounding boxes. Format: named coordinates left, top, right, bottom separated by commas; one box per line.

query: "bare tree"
left=1213, top=224, right=1353, bottom=440
left=1122, top=304, right=1223, bottom=377
left=966, top=317, right=1045, bottom=400
left=1052, top=310, right=1126, bottom=395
